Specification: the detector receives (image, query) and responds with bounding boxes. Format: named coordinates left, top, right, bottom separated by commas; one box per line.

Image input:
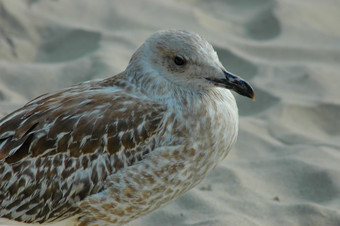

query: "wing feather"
left=0, top=78, right=166, bottom=223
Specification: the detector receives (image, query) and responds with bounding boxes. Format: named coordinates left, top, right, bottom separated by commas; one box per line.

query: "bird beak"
left=206, top=69, right=255, bottom=100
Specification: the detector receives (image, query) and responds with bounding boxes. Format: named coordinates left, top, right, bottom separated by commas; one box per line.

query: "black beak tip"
left=223, top=70, right=255, bottom=100
left=244, top=82, right=255, bottom=100
left=208, top=70, right=255, bottom=100
left=251, top=93, right=255, bottom=101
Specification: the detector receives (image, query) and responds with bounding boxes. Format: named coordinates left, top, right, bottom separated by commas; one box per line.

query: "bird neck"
left=124, top=68, right=205, bottom=110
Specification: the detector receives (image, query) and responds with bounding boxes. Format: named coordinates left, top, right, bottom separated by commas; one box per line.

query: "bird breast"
left=80, top=88, right=239, bottom=225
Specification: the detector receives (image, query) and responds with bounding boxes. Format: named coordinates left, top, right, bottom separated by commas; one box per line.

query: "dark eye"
left=174, top=56, right=186, bottom=66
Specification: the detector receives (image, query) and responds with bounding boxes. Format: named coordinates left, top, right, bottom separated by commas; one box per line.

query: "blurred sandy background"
left=1, top=0, right=340, bottom=225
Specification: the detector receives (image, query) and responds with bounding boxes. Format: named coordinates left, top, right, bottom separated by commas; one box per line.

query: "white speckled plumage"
left=0, top=30, right=254, bottom=225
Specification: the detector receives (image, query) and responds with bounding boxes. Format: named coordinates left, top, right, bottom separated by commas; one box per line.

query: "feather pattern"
left=0, top=75, right=166, bottom=223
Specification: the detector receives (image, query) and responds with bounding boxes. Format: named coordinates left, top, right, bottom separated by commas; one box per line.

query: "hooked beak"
left=206, top=69, right=255, bottom=100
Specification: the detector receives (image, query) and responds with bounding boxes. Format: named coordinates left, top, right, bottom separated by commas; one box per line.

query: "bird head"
left=128, top=30, right=254, bottom=100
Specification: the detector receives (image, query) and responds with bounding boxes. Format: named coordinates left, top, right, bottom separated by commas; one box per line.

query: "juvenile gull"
left=0, top=30, right=254, bottom=225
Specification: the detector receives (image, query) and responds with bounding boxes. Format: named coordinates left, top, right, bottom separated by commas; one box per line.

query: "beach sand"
left=1, top=0, right=340, bottom=225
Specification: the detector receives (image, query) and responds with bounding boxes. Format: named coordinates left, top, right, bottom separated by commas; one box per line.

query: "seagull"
left=0, top=30, right=254, bottom=225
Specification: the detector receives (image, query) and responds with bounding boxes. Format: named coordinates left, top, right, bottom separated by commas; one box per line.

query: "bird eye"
left=174, top=56, right=186, bottom=66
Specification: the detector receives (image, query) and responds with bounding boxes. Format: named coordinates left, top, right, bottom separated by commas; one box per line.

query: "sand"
left=1, top=0, right=340, bottom=225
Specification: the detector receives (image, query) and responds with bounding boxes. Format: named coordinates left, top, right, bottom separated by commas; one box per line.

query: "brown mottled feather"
left=0, top=74, right=166, bottom=223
